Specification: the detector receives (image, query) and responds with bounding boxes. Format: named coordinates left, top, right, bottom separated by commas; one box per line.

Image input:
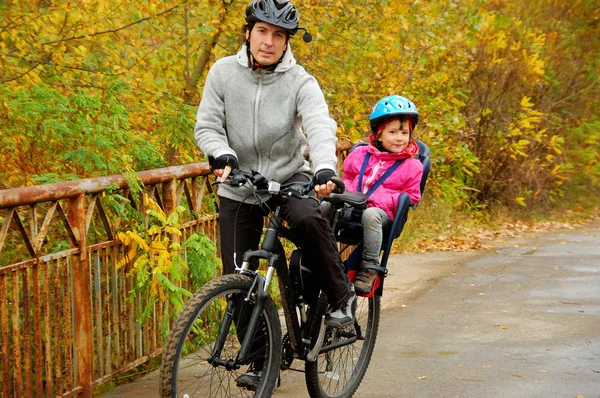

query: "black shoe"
left=236, top=363, right=281, bottom=391
left=236, top=362, right=261, bottom=391
left=325, top=286, right=356, bottom=328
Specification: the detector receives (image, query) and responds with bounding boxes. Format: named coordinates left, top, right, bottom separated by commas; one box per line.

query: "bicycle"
left=159, top=168, right=381, bottom=397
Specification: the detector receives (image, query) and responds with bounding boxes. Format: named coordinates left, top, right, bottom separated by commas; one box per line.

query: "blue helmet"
left=369, top=95, right=419, bottom=133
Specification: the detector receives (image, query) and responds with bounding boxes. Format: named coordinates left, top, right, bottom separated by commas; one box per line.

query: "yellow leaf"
left=129, top=232, right=150, bottom=251
left=520, top=96, right=533, bottom=109
left=462, top=167, right=474, bottom=177
left=117, top=232, right=130, bottom=245
left=148, top=225, right=162, bottom=235
left=165, top=226, right=182, bottom=235
left=450, top=98, right=466, bottom=107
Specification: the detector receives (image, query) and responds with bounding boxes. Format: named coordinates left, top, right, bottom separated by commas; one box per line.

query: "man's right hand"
left=208, top=155, right=238, bottom=181
left=313, top=169, right=338, bottom=197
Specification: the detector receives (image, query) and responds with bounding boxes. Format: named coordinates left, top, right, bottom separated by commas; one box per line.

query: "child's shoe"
left=354, top=268, right=380, bottom=294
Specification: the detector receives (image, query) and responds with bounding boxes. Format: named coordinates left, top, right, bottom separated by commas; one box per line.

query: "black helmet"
left=245, top=0, right=299, bottom=36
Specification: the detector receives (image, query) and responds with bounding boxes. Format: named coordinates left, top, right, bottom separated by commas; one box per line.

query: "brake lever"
left=210, top=170, right=248, bottom=187
left=228, top=173, right=248, bottom=187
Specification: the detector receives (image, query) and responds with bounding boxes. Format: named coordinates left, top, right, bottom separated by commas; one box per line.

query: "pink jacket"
left=342, top=142, right=424, bottom=221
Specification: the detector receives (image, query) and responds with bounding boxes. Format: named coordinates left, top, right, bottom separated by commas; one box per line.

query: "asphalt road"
left=350, top=222, right=600, bottom=398
left=102, top=220, right=600, bottom=398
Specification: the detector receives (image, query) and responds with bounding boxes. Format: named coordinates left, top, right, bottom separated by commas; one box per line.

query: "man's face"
left=247, top=22, right=288, bottom=66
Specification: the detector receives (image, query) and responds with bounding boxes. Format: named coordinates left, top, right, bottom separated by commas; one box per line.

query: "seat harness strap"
left=357, top=153, right=405, bottom=198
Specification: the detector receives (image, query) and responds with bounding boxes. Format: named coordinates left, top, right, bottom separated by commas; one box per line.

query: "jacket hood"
left=237, top=43, right=297, bottom=72
left=367, top=139, right=419, bottom=161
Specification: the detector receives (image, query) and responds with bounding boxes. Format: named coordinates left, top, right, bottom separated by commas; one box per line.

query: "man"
left=194, top=0, right=356, bottom=390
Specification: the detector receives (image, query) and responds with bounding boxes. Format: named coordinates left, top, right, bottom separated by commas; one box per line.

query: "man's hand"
left=313, top=169, right=338, bottom=197
left=208, top=155, right=238, bottom=182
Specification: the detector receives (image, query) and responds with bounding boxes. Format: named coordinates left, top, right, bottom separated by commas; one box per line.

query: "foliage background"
left=2, top=0, right=599, bottom=215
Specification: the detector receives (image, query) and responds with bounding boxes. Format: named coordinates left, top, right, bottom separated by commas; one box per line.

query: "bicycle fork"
left=210, top=209, right=285, bottom=368
left=236, top=274, right=269, bottom=364
left=209, top=250, right=280, bottom=369
left=207, top=272, right=271, bottom=369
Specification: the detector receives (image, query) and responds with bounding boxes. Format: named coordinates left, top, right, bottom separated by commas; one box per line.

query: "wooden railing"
left=0, top=141, right=353, bottom=397
left=0, top=163, right=219, bottom=397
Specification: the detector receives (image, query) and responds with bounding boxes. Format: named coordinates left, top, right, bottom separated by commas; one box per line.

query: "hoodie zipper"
left=253, top=71, right=263, bottom=172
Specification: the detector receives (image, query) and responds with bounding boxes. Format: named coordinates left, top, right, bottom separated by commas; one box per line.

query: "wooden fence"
left=0, top=163, right=218, bottom=397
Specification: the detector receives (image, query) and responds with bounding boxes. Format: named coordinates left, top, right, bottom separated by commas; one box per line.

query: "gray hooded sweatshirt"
left=194, top=44, right=338, bottom=203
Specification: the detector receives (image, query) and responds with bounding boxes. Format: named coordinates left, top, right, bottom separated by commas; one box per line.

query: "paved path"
left=102, top=221, right=600, bottom=397
left=354, top=222, right=600, bottom=398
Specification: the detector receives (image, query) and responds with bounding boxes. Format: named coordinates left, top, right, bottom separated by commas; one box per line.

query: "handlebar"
left=214, top=169, right=345, bottom=197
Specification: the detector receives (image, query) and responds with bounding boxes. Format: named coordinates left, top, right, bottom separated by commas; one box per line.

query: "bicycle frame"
left=209, top=202, right=329, bottom=369
left=161, top=157, right=428, bottom=397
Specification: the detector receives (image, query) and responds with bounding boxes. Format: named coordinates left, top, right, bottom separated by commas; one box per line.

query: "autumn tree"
left=1, top=0, right=598, bottom=211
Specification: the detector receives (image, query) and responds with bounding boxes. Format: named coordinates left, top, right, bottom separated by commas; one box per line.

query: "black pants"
left=218, top=175, right=351, bottom=308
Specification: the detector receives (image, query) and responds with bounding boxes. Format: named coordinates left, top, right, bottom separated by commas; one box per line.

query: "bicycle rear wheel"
left=159, top=274, right=282, bottom=397
left=304, top=294, right=380, bottom=398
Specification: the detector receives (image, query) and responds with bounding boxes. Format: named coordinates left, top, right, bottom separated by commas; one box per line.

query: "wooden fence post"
left=162, top=179, right=176, bottom=217
left=68, top=193, right=93, bottom=396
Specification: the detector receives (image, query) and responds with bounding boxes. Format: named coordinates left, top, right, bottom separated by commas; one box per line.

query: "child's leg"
left=361, top=207, right=390, bottom=263
left=356, top=207, right=390, bottom=293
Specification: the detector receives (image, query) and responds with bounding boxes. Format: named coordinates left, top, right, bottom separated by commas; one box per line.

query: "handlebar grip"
left=211, top=168, right=247, bottom=186
left=330, top=177, right=345, bottom=194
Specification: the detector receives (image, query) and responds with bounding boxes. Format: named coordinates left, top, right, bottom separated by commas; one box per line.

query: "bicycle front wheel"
left=305, top=294, right=381, bottom=398
left=159, top=273, right=282, bottom=397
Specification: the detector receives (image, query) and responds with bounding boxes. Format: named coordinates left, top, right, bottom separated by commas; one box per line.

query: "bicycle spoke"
left=306, top=294, right=380, bottom=397
left=160, top=275, right=282, bottom=397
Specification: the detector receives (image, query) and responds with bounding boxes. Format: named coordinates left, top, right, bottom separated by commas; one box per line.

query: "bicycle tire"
left=159, top=273, right=282, bottom=397
left=304, top=294, right=380, bottom=398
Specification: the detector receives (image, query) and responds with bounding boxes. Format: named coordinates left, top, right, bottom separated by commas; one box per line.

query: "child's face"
left=378, top=119, right=411, bottom=153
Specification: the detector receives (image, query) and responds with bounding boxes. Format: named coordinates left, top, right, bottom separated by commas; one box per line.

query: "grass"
left=392, top=188, right=600, bottom=254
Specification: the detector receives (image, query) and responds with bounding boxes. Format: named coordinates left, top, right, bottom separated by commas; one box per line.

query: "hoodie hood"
left=237, top=43, right=297, bottom=73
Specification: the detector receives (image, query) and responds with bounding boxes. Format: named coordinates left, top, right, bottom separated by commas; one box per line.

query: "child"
left=341, top=95, right=424, bottom=294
